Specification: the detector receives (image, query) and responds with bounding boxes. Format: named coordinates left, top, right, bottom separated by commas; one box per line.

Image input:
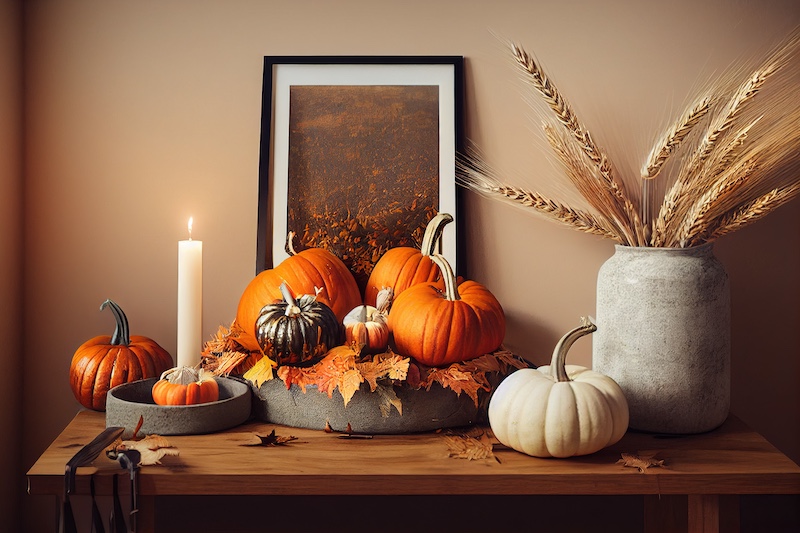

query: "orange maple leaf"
left=338, top=369, right=365, bottom=406
left=425, top=365, right=485, bottom=406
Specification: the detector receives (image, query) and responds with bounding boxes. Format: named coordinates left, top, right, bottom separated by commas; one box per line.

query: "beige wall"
left=13, top=0, right=800, bottom=530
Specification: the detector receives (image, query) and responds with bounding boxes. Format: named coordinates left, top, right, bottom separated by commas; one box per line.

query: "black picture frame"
left=256, top=55, right=464, bottom=292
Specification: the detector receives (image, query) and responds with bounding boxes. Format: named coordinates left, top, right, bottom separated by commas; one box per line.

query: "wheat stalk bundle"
left=457, top=29, right=800, bottom=247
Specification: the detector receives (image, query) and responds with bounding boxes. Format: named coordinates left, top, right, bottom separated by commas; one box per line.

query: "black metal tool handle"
left=64, top=426, right=125, bottom=494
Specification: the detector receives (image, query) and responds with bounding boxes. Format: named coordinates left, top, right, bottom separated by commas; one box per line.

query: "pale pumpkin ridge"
left=571, top=381, right=613, bottom=455
left=496, top=371, right=531, bottom=449
left=514, top=373, right=550, bottom=455
left=581, top=373, right=629, bottom=443
left=544, top=382, right=581, bottom=457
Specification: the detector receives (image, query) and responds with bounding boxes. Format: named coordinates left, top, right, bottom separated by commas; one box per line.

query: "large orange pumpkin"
left=70, top=300, right=174, bottom=411
left=389, top=254, right=505, bottom=367
left=235, top=233, right=361, bottom=352
left=363, top=212, right=453, bottom=307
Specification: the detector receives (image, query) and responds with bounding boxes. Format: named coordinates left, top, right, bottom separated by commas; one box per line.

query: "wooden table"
left=27, top=410, right=800, bottom=533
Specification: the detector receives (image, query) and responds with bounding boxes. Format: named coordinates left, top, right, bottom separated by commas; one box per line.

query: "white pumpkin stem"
left=550, top=317, right=597, bottom=382
left=429, top=254, right=460, bottom=301
left=420, top=212, right=454, bottom=256
left=161, top=366, right=201, bottom=385
left=286, top=231, right=298, bottom=256
left=279, top=281, right=301, bottom=317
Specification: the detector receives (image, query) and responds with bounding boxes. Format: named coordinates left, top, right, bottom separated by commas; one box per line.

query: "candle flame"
left=188, top=217, right=193, bottom=240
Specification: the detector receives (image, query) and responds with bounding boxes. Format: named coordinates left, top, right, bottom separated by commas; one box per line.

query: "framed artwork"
left=256, top=55, right=464, bottom=292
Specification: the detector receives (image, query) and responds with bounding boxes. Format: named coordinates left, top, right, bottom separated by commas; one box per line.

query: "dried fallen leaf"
left=444, top=430, right=498, bottom=462
left=376, top=382, right=402, bottom=417
left=247, top=429, right=299, bottom=447
left=112, top=434, right=180, bottom=465
left=617, top=452, right=666, bottom=473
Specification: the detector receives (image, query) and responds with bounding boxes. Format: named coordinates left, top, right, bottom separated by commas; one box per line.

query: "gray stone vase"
left=592, top=244, right=730, bottom=434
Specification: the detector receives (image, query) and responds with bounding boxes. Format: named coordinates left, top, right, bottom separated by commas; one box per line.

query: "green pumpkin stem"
left=420, top=212, right=454, bottom=256
left=100, top=299, right=130, bottom=346
left=550, top=317, right=597, bottom=383
left=429, top=254, right=460, bottom=301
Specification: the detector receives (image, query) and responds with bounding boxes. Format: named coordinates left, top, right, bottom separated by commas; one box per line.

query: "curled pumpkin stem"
left=550, top=317, right=597, bottom=383
left=428, top=254, right=460, bottom=301
left=100, top=299, right=130, bottom=346
left=420, top=212, right=454, bottom=257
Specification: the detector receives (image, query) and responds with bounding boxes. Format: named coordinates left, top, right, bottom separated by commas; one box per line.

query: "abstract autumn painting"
left=286, top=84, right=440, bottom=289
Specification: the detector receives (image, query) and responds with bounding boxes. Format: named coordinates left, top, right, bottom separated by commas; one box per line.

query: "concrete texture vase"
left=592, top=244, right=730, bottom=434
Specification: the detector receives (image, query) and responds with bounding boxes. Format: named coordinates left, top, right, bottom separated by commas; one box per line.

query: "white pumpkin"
left=488, top=317, right=629, bottom=458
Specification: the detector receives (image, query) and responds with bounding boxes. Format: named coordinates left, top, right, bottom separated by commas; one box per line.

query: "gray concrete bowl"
left=106, top=376, right=251, bottom=436
left=252, top=373, right=511, bottom=434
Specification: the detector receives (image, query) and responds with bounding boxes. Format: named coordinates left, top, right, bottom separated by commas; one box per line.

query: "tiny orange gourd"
left=151, top=366, right=220, bottom=406
left=343, top=287, right=392, bottom=354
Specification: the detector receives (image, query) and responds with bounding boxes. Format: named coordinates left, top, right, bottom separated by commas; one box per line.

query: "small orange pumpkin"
left=389, top=254, right=506, bottom=367
left=364, top=212, right=453, bottom=307
left=70, top=300, right=174, bottom=411
left=343, top=288, right=392, bottom=354
left=235, top=233, right=362, bottom=352
left=151, top=366, right=220, bottom=406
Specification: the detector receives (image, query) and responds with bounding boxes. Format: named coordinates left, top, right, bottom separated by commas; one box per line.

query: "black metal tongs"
left=61, top=426, right=125, bottom=533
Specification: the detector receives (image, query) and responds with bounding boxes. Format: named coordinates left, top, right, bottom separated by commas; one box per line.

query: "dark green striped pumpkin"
left=256, top=282, right=343, bottom=366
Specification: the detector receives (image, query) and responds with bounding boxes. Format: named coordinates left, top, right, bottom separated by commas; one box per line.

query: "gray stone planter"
left=106, top=376, right=252, bottom=436
left=252, top=367, right=517, bottom=434
left=593, top=244, right=730, bottom=434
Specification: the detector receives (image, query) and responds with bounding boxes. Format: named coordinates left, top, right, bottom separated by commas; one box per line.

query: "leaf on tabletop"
left=247, top=429, right=299, bottom=447
left=617, top=452, right=666, bottom=473
left=244, top=355, right=276, bottom=388
left=444, top=430, right=498, bottom=462
left=113, top=434, right=180, bottom=466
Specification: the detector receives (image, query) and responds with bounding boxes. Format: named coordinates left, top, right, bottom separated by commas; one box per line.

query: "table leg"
left=688, top=495, right=740, bottom=533
left=138, top=495, right=156, bottom=533
left=644, top=494, right=687, bottom=533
